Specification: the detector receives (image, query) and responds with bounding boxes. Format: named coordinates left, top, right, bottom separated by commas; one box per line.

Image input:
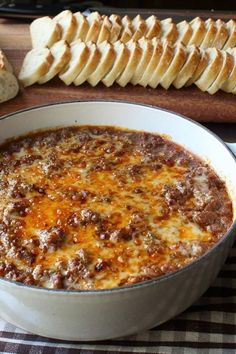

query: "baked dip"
left=0, top=126, right=233, bottom=290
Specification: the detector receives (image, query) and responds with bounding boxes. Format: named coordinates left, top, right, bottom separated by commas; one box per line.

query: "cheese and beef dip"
left=0, top=126, right=233, bottom=290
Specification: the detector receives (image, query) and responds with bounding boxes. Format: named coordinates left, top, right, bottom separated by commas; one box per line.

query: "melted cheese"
left=0, top=126, right=233, bottom=290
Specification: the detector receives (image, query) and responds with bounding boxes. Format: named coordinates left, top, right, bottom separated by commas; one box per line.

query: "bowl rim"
left=0, top=99, right=235, bottom=296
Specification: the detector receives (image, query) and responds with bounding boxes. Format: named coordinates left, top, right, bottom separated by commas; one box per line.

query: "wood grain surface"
left=0, top=13, right=235, bottom=122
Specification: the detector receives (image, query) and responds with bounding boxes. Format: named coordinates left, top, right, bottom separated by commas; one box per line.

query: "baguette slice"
left=97, top=16, right=112, bottom=44
left=161, top=18, right=178, bottom=44
left=0, top=69, right=19, bottom=103
left=176, top=20, right=193, bottom=45
left=132, top=15, right=147, bottom=41
left=212, top=19, right=229, bottom=49
left=223, top=20, right=236, bottom=49
left=188, top=17, right=206, bottom=46
left=131, top=38, right=153, bottom=85
left=102, top=41, right=129, bottom=87
left=109, top=14, right=122, bottom=42
left=53, top=10, right=77, bottom=43
left=120, top=16, right=133, bottom=43
left=173, top=45, right=200, bottom=89
left=148, top=41, right=173, bottom=88
left=116, top=40, right=142, bottom=87
left=222, top=48, right=236, bottom=92
left=139, top=39, right=163, bottom=87
left=74, top=42, right=101, bottom=86
left=0, top=50, right=14, bottom=73
left=85, top=12, right=102, bottom=43
left=18, top=48, right=53, bottom=87
left=207, top=50, right=234, bottom=94
left=200, top=18, right=217, bottom=49
left=185, top=49, right=209, bottom=86
left=30, top=16, right=61, bottom=48
left=145, top=15, right=161, bottom=39
left=59, top=40, right=89, bottom=85
left=195, top=48, right=223, bottom=91
left=160, top=43, right=186, bottom=89
left=87, top=41, right=115, bottom=86
left=38, top=40, right=71, bottom=84
left=73, top=12, right=89, bottom=41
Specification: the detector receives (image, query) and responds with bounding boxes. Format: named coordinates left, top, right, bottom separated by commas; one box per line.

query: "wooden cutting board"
left=0, top=15, right=235, bottom=122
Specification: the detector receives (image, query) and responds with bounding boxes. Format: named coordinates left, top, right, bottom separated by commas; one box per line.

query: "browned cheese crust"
left=0, top=126, right=233, bottom=290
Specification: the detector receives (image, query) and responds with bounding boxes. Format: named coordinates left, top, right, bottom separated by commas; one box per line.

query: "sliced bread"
left=160, top=43, right=186, bottom=89
left=18, top=48, right=53, bottom=87
left=148, top=41, right=173, bottom=88
left=173, top=45, right=200, bottom=89
left=176, top=20, right=193, bottom=45
left=38, top=40, right=71, bottom=84
left=59, top=40, right=89, bottom=85
left=30, top=16, right=61, bottom=48
left=53, top=10, right=77, bottom=43
left=222, top=48, right=236, bottom=93
left=139, top=39, right=163, bottom=87
left=188, top=17, right=206, bottom=46
left=74, top=42, right=101, bottom=86
left=102, top=41, right=129, bottom=87
left=131, top=38, right=153, bottom=85
left=116, top=40, right=142, bottom=87
left=195, top=48, right=223, bottom=91
left=207, top=50, right=234, bottom=94
left=87, top=41, right=115, bottom=86
left=73, top=12, right=89, bottom=41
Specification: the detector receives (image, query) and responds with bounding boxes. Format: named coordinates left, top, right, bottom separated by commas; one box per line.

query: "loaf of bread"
left=0, top=49, right=19, bottom=103
left=18, top=39, right=236, bottom=94
left=30, top=10, right=236, bottom=50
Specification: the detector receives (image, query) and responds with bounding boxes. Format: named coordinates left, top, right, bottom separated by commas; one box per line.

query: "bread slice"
left=200, top=18, right=217, bottom=49
left=223, top=20, right=236, bottom=49
left=53, top=10, right=77, bottom=43
left=85, top=12, right=102, bottom=43
left=173, top=45, right=200, bottom=88
left=0, top=69, right=19, bottom=103
left=97, top=16, right=112, bottom=44
left=87, top=41, right=115, bottom=86
left=212, top=19, right=229, bottom=49
left=185, top=49, right=209, bottom=86
left=30, top=16, right=61, bottom=49
left=139, top=39, right=163, bottom=87
left=132, top=15, right=147, bottom=41
left=120, top=16, right=133, bottom=43
left=130, top=38, right=153, bottom=85
left=102, top=41, right=129, bottom=87
left=145, top=15, right=161, bottom=39
left=109, top=14, right=122, bottom=42
left=195, top=48, right=223, bottom=91
left=188, top=17, right=206, bottom=46
left=222, top=48, right=236, bottom=93
left=38, top=40, right=71, bottom=84
left=207, top=50, right=234, bottom=94
left=148, top=41, right=173, bottom=88
left=0, top=50, right=14, bottom=73
left=161, top=18, right=178, bottom=44
left=176, top=20, right=193, bottom=45
left=116, top=40, right=142, bottom=87
left=74, top=42, right=101, bottom=86
left=73, top=12, right=89, bottom=41
left=59, top=40, right=89, bottom=85
left=160, top=43, right=186, bottom=89
left=18, top=48, right=53, bottom=87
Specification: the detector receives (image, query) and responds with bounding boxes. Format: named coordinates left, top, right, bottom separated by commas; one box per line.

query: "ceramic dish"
left=0, top=100, right=235, bottom=341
